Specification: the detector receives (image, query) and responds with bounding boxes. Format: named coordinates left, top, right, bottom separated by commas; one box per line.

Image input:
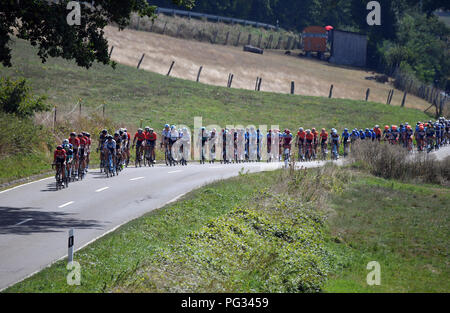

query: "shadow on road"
left=0, top=206, right=105, bottom=235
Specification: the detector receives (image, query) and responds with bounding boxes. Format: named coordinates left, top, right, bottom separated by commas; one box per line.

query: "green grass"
left=4, top=164, right=449, bottom=293
left=4, top=170, right=281, bottom=293
left=324, top=173, right=450, bottom=293
left=1, top=38, right=430, bottom=132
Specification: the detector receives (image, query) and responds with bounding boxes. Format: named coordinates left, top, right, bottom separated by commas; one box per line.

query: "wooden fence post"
left=167, top=61, right=175, bottom=76
left=290, top=81, right=295, bottom=94
left=137, top=53, right=145, bottom=69
left=225, top=32, right=230, bottom=45
left=235, top=32, right=241, bottom=46
left=257, top=77, right=262, bottom=91
left=365, top=88, right=370, bottom=101
left=285, top=37, right=292, bottom=50
left=401, top=91, right=407, bottom=107
left=103, top=103, right=105, bottom=118
left=276, top=36, right=282, bottom=49
left=257, top=34, right=262, bottom=48
left=389, top=89, right=394, bottom=105
left=386, top=90, right=391, bottom=104
left=79, top=100, right=82, bottom=117
left=228, top=74, right=234, bottom=88
left=196, top=66, right=203, bottom=82
left=328, top=84, right=333, bottom=98
left=162, top=22, right=167, bottom=34
left=266, top=34, right=273, bottom=49
left=109, top=46, right=114, bottom=58
left=136, top=16, right=140, bottom=31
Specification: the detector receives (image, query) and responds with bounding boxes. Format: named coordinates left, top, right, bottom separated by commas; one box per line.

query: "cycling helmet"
left=77, top=133, right=83, bottom=137
left=101, top=129, right=107, bottom=134
left=212, top=128, right=216, bottom=132
left=286, top=130, right=290, bottom=134
left=299, top=127, right=304, bottom=132
left=312, top=128, right=316, bottom=132
left=392, top=125, right=397, bottom=131
left=57, top=145, right=63, bottom=150
left=333, top=130, right=337, bottom=134
left=145, top=126, right=150, bottom=131
left=119, top=130, right=124, bottom=135
left=344, top=128, right=348, bottom=132
left=149, top=128, right=154, bottom=132
left=107, top=135, right=113, bottom=139
left=365, top=128, right=369, bottom=132
left=171, top=125, right=176, bottom=130
left=114, top=132, right=119, bottom=136
left=164, top=124, right=169, bottom=128
left=70, top=132, right=76, bottom=136
left=322, top=128, right=326, bottom=132
left=407, top=125, right=411, bottom=129
left=62, top=139, right=69, bottom=145
left=201, top=127, right=206, bottom=130
left=375, top=125, right=379, bottom=128
left=138, top=128, right=143, bottom=133
left=306, top=129, right=311, bottom=134
left=86, top=132, right=90, bottom=137
left=123, top=128, right=127, bottom=132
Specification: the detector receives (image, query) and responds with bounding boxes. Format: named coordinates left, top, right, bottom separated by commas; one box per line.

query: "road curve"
left=1, top=145, right=448, bottom=291
left=0, top=159, right=333, bottom=291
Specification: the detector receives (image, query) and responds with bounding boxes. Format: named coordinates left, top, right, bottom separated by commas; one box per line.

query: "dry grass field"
left=104, top=25, right=430, bottom=110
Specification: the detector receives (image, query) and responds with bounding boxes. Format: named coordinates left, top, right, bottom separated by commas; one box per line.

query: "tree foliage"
left=0, top=77, right=50, bottom=118
left=0, top=0, right=193, bottom=68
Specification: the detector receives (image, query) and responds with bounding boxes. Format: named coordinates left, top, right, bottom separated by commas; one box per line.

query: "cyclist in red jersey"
left=319, top=128, right=328, bottom=158
left=296, top=127, right=306, bottom=161
left=69, top=132, right=80, bottom=174
left=133, top=128, right=146, bottom=164
left=78, top=133, right=87, bottom=175
left=305, top=130, right=315, bottom=160
left=311, top=128, right=319, bottom=155
left=145, top=128, right=157, bottom=163
left=53, top=145, right=67, bottom=181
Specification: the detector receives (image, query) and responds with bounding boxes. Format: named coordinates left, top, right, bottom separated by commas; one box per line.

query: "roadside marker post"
left=68, top=228, right=74, bottom=264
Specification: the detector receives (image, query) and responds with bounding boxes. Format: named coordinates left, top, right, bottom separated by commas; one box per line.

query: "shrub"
left=0, top=77, right=50, bottom=118
left=350, top=140, right=449, bottom=185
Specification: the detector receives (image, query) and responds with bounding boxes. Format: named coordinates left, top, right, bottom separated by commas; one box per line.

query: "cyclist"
left=113, top=132, right=123, bottom=169
left=133, top=128, right=146, bottom=166
left=145, top=128, right=157, bottom=164
left=319, top=128, right=328, bottom=159
left=330, top=129, right=340, bottom=160
left=311, top=128, right=319, bottom=155
left=53, top=145, right=67, bottom=182
left=282, top=129, right=293, bottom=165
left=391, top=125, right=400, bottom=144
left=405, top=125, right=414, bottom=151
left=341, top=128, right=350, bottom=157
left=104, top=135, right=117, bottom=174
left=296, top=127, right=306, bottom=161
left=256, top=129, right=262, bottom=162
left=425, top=123, right=435, bottom=152
left=161, top=124, right=171, bottom=155
left=359, top=129, right=366, bottom=140
left=83, top=132, right=91, bottom=170
left=364, top=128, right=372, bottom=142
left=383, top=125, right=390, bottom=141
left=266, top=129, right=273, bottom=162
left=97, top=129, right=108, bottom=171
left=69, top=132, right=80, bottom=175
left=415, top=124, right=426, bottom=151
left=399, top=124, right=405, bottom=146
left=208, top=128, right=217, bottom=163
left=373, top=125, right=382, bottom=142
left=62, top=139, right=73, bottom=178
left=77, top=133, right=87, bottom=177
left=305, top=129, right=314, bottom=160
left=434, top=122, right=441, bottom=150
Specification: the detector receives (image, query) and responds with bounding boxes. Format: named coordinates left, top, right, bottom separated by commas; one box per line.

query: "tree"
left=0, top=0, right=194, bottom=68
left=0, top=77, right=50, bottom=118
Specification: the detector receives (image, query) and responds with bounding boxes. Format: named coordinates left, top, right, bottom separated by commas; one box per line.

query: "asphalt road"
left=0, top=146, right=448, bottom=291
left=0, top=159, right=332, bottom=291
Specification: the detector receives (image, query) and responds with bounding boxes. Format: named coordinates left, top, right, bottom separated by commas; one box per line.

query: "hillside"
left=1, top=38, right=430, bottom=134
left=104, top=26, right=431, bottom=111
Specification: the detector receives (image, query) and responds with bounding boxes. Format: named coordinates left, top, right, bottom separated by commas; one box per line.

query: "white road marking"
left=210, top=166, right=224, bottom=169
left=129, top=177, right=144, bottom=181
left=14, top=218, right=32, bottom=226
left=58, top=201, right=74, bottom=208
left=95, top=187, right=110, bottom=193
left=0, top=177, right=53, bottom=194
left=168, top=170, right=182, bottom=174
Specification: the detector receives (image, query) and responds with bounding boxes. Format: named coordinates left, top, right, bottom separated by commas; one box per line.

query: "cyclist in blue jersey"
left=341, top=128, right=350, bottom=157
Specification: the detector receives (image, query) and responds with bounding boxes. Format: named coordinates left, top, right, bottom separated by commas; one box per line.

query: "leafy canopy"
left=0, top=0, right=194, bottom=68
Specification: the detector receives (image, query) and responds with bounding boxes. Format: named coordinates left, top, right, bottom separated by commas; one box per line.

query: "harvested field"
left=104, top=26, right=430, bottom=110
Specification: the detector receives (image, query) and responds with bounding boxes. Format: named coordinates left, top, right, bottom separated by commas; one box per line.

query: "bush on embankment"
left=350, top=140, right=450, bottom=185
